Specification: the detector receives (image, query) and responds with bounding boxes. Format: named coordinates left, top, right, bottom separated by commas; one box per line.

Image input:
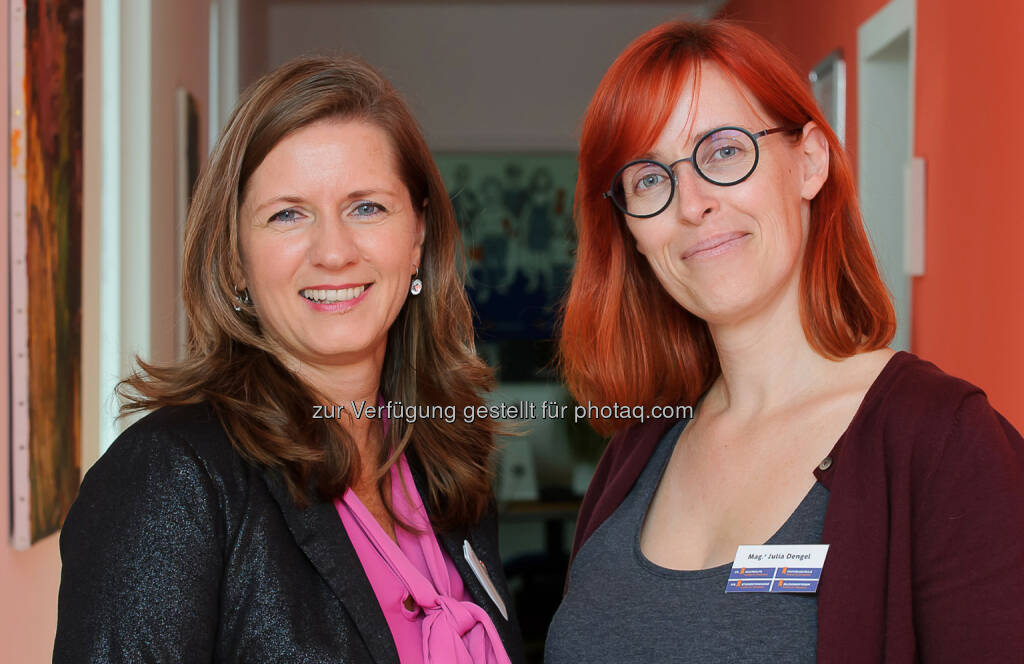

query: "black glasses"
left=603, top=126, right=800, bottom=219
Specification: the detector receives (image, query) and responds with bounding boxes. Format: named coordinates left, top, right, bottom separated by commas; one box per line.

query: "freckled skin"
left=624, top=63, right=824, bottom=329
left=238, top=119, right=425, bottom=371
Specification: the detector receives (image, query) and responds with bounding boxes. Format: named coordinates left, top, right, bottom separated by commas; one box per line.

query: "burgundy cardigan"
left=569, top=352, right=1024, bottom=662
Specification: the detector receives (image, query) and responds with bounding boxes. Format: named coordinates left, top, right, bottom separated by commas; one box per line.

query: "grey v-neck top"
left=545, top=418, right=829, bottom=663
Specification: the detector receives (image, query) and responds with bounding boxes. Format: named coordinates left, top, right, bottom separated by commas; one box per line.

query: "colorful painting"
left=435, top=154, right=578, bottom=381
left=9, top=0, right=84, bottom=548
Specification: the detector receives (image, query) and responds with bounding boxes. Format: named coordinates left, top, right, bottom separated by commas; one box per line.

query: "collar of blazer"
left=261, top=449, right=515, bottom=664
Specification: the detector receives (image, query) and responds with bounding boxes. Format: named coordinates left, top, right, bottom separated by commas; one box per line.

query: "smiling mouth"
left=682, top=232, right=750, bottom=259
left=300, top=285, right=369, bottom=303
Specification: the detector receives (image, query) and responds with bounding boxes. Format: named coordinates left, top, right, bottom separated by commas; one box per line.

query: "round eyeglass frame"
left=602, top=125, right=801, bottom=219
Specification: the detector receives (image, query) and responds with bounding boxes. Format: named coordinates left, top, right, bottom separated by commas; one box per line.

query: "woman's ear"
left=799, top=121, right=830, bottom=200
left=229, top=258, right=247, bottom=293
left=229, top=219, right=249, bottom=289
left=412, top=205, right=427, bottom=270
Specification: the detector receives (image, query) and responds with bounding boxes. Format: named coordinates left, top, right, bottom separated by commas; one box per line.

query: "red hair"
left=559, top=20, right=895, bottom=434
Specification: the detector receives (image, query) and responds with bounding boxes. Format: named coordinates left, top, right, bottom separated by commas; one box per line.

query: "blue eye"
left=714, top=146, right=740, bottom=159
left=620, top=162, right=671, bottom=197
left=269, top=208, right=302, bottom=223
left=636, top=172, right=666, bottom=191
left=353, top=201, right=386, bottom=217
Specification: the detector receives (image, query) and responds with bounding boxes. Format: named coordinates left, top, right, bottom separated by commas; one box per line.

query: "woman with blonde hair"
left=55, top=56, right=523, bottom=664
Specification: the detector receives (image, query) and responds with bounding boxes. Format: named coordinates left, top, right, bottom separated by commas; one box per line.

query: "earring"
left=233, top=286, right=252, bottom=311
left=410, top=269, right=423, bottom=296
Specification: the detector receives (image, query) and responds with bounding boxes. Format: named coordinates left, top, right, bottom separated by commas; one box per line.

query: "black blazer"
left=54, top=403, right=525, bottom=663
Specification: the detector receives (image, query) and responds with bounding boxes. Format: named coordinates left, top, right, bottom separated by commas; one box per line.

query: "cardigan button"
left=818, top=456, right=833, bottom=471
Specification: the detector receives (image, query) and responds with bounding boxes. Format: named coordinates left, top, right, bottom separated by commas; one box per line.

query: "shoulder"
left=845, top=351, right=1023, bottom=479
left=69, top=403, right=252, bottom=531
left=56, top=403, right=237, bottom=660
left=868, top=351, right=985, bottom=418
left=116, top=401, right=234, bottom=455
left=826, top=354, right=1024, bottom=659
left=93, top=402, right=243, bottom=482
left=600, top=416, right=678, bottom=476
left=846, top=351, right=995, bottom=451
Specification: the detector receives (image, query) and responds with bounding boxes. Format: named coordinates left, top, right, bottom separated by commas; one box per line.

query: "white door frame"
left=858, top=0, right=919, bottom=351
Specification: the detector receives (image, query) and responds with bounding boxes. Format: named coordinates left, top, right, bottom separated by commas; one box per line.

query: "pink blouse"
left=335, top=453, right=510, bottom=664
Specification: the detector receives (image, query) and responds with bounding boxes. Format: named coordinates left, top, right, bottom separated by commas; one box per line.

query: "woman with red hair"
left=547, top=20, right=1024, bottom=662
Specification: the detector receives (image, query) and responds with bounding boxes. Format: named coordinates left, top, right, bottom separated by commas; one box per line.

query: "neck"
left=278, top=344, right=388, bottom=466
left=703, top=274, right=832, bottom=419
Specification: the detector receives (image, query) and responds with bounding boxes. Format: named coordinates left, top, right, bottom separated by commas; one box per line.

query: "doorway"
left=858, top=0, right=916, bottom=351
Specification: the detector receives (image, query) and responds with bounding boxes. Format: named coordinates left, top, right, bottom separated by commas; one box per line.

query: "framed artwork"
left=810, top=51, right=846, bottom=145
left=8, top=0, right=84, bottom=549
left=434, top=153, right=578, bottom=381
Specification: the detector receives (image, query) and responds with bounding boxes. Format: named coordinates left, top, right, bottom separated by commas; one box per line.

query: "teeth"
left=301, top=285, right=366, bottom=303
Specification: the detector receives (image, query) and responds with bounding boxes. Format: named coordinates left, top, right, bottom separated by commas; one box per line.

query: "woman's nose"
left=308, top=215, right=361, bottom=269
left=671, top=164, right=718, bottom=225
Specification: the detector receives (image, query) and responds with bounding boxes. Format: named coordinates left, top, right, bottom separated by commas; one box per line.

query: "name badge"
left=725, top=544, right=829, bottom=593
left=463, top=540, right=509, bottom=620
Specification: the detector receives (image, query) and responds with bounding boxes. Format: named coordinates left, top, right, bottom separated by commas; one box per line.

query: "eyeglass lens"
left=611, top=128, right=758, bottom=217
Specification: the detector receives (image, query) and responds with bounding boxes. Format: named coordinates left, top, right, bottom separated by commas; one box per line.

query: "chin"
left=677, top=291, right=758, bottom=324
left=328, top=334, right=390, bottom=360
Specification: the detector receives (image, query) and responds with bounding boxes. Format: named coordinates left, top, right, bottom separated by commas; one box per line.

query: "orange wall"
left=720, top=0, right=1024, bottom=427
left=913, top=1, right=1024, bottom=426
left=0, top=5, right=64, bottom=662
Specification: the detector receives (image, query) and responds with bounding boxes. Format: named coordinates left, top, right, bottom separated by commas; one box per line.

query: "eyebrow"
left=251, top=188, right=401, bottom=214
left=347, top=188, right=400, bottom=200
left=640, top=123, right=747, bottom=160
left=252, top=195, right=305, bottom=214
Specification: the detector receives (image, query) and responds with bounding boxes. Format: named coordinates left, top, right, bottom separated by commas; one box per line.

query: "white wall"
left=86, top=1, right=212, bottom=461
left=149, top=1, right=212, bottom=365
left=268, top=2, right=715, bottom=151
